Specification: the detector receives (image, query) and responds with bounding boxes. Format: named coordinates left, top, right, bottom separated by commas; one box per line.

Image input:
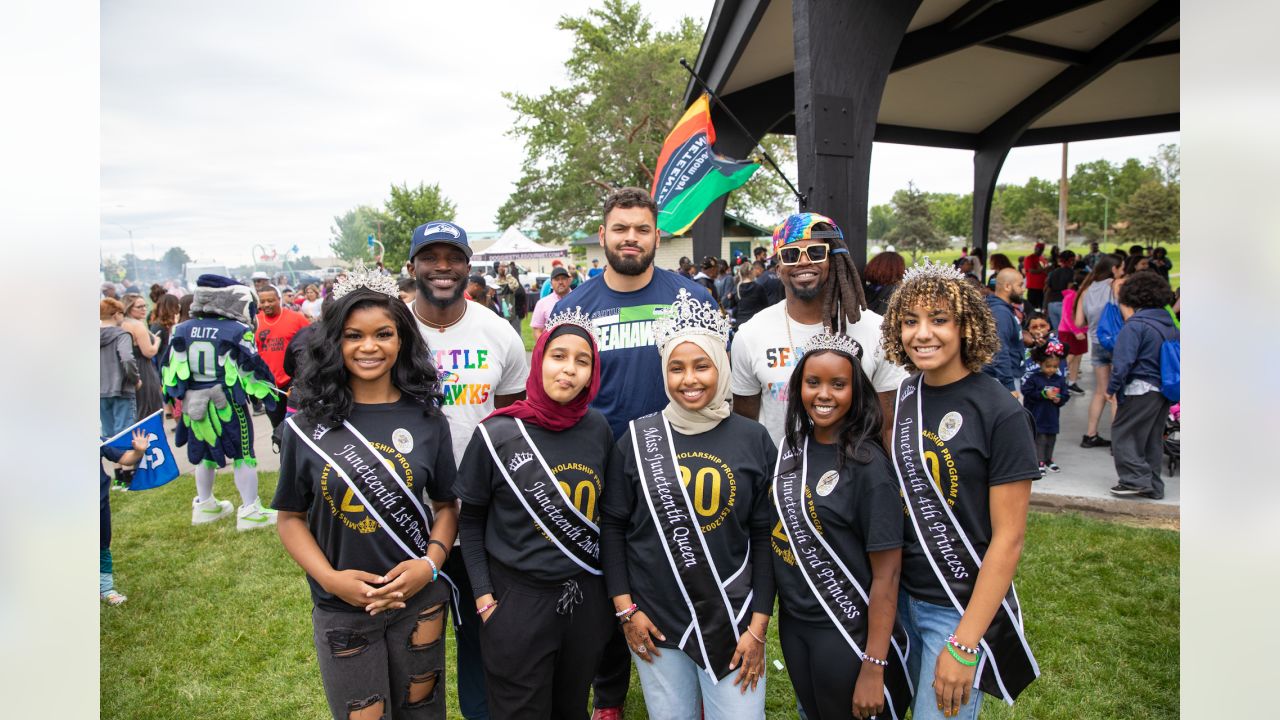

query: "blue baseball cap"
left=410, top=220, right=472, bottom=260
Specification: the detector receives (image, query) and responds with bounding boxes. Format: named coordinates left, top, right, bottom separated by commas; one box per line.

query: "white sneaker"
left=237, top=499, right=278, bottom=532
left=192, top=496, right=234, bottom=525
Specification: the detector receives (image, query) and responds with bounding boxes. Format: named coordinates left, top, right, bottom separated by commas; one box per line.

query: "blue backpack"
left=1157, top=306, right=1180, bottom=403
left=1095, top=300, right=1124, bottom=351
left=1133, top=306, right=1180, bottom=403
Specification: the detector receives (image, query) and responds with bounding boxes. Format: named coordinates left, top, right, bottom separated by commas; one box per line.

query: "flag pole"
left=679, top=58, right=807, bottom=210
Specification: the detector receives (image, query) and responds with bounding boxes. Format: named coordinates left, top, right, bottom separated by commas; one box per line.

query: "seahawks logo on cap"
left=424, top=222, right=461, bottom=238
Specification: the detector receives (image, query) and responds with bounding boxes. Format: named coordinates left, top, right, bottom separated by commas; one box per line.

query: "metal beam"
left=874, top=124, right=976, bottom=150
left=893, top=0, right=1104, bottom=71
left=978, top=0, right=1179, bottom=149
left=1129, top=38, right=1179, bottom=61
left=684, top=0, right=773, bottom=106
left=1015, top=113, right=1180, bottom=146
left=981, top=36, right=1089, bottom=65
left=982, top=35, right=1178, bottom=66
left=943, top=0, right=1001, bottom=31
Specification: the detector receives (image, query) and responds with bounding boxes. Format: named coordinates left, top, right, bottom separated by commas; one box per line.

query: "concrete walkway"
left=160, top=349, right=1180, bottom=522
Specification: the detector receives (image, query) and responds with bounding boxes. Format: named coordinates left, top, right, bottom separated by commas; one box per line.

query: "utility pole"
left=1057, top=142, right=1068, bottom=250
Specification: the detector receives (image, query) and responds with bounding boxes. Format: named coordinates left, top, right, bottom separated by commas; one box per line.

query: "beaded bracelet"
left=946, top=644, right=978, bottom=667
left=746, top=627, right=766, bottom=644
left=946, top=634, right=980, bottom=655
left=861, top=653, right=888, bottom=667
left=617, top=606, right=639, bottom=624
left=476, top=600, right=499, bottom=616
left=424, top=555, right=439, bottom=583
left=614, top=603, right=638, bottom=618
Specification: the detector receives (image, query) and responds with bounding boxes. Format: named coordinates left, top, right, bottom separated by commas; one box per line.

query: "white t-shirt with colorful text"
left=410, top=299, right=529, bottom=465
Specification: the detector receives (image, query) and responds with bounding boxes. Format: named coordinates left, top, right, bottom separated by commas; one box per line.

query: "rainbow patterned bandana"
left=770, top=212, right=844, bottom=256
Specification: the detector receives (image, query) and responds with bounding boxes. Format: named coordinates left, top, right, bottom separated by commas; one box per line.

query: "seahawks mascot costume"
left=161, top=275, right=279, bottom=530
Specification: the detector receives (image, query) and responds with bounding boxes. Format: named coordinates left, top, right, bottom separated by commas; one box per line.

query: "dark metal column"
left=972, top=146, right=1008, bottom=282
left=792, top=0, right=920, bottom=270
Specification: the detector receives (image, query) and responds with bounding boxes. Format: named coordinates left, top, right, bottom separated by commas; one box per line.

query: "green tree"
left=988, top=204, right=1009, bottom=244
left=1018, top=205, right=1058, bottom=243
left=926, top=192, right=972, bottom=239
left=1119, top=181, right=1179, bottom=247
left=884, top=183, right=946, bottom=263
left=497, top=0, right=793, bottom=241
left=330, top=205, right=393, bottom=263
left=1066, top=159, right=1116, bottom=236
left=381, top=182, right=457, bottom=267
left=161, top=246, right=191, bottom=277
left=1150, top=143, right=1179, bottom=186
left=993, top=176, right=1057, bottom=227
left=867, top=203, right=897, bottom=240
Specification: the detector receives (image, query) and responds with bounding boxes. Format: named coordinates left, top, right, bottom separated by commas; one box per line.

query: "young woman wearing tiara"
left=273, top=269, right=458, bottom=720
left=453, top=307, right=617, bottom=719
left=601, top=288, right=776, bottom=719
left=880, top=261, right=1041, bottom=719
left=771, top=330, right=913, bottom=720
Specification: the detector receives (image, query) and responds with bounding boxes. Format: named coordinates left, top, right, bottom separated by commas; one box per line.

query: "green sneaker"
left=192, top=496, right=234, bottom=525
left=236, top=499, right=278, bottom=532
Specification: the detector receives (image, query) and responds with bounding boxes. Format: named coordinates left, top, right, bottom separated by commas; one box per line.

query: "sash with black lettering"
left=286, top=414, right=461, bottom=622
left=773, top=439, right=914, bottom=720
left=629, top=412, right=743, bottom=683
left=891, top=375, right=1039, bottom=704
left=477, top=416, right=601, bottom=575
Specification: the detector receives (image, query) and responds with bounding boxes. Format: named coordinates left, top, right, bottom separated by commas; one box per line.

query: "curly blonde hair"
left=879, top=272, right=999, bottom=374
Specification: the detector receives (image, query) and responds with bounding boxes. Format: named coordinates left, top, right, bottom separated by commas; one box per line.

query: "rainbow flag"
left=651, top=94, right=760, bottom=235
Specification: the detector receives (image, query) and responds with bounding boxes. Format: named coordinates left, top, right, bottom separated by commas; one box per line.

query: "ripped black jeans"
left=312, top=578, right=451, bottom=720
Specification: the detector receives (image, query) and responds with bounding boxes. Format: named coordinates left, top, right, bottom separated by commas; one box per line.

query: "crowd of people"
left=99, top=187, right=1179, bottom=720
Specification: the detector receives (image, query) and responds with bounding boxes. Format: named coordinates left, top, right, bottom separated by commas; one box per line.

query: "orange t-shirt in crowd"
left=255, top=308, right=310, bottom=386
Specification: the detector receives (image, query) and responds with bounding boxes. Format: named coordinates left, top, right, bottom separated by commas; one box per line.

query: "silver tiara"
left=803, top=331, right=863, bottom=359
left=652, top=287, right=732, bottom=348
left=332, top=264, right=399, bottom=300
left=901, top=257, right=966, bottom=284
left=545, top=306, right=600, bottom=345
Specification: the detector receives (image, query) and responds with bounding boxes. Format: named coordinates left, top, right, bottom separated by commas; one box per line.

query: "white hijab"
left=659, top=334, right=732, bottom=436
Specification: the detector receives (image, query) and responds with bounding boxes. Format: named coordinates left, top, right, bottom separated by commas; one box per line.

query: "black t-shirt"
left=601, top=414, right=778, bottom=649
left=272, top=399, right=457, bottom=612
left=454, top=410, right=617, bottom=588
left=899, top=372, right=1039, bottom=606
left=1045, top=266, right=1073, bottom=304
left=771, top=441, right=905, bottom=624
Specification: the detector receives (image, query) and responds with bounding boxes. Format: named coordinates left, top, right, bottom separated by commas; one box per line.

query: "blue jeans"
left=100, top=396, right=136, bottom=438
left=898, top=592, right=984, bottom=720
left=1046, top=301, right=1063, bottom=336
left=632, top=645, right=766, bottom=720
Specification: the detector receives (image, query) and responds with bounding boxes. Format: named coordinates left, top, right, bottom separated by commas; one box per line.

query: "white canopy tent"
left=471, top=226, right=567, bottom=261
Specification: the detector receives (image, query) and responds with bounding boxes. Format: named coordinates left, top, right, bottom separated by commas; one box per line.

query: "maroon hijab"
left=485, top=324, right=601, bottom=432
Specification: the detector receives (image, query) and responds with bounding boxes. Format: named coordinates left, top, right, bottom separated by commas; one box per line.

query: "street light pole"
left=1090, top=192, right=1110, bottom=246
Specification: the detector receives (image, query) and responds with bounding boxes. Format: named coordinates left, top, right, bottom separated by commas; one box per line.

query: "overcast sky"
left=100, top=0, right=1178, bottom=265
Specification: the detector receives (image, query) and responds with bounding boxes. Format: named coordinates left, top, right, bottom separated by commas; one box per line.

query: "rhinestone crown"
left=545, top=306, right=600, bottom=345
left=651, top=288, right=731, bottom=348
left=803, top=331, right=863, bottom=359
left=901, top=257, right=966, bottom=284
left=332, top=264, right=400, bottom=300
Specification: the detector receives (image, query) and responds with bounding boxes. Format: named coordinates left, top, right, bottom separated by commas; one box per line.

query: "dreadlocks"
left=812, top=222, right=868, bottom=334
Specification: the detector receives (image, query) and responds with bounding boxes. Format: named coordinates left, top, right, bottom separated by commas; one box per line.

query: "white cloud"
left=101, top=0, right=1178, bottom=266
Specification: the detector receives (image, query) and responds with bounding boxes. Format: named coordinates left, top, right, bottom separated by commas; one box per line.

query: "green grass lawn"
left=102, top=473, right=1178, bottom=719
